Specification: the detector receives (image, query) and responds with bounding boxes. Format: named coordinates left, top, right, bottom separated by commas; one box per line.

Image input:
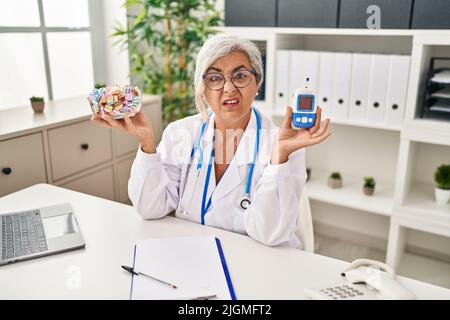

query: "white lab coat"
left=128, top=110, right=307, bottom=248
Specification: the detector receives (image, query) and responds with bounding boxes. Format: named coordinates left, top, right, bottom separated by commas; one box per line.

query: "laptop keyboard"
left=1, top=210, right=48, bottom=260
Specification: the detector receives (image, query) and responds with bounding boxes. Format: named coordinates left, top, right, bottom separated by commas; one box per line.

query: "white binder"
left=367, top=54, right=390, bottom=123
left=349, top=53, right=371, bottom=121
left=385, top=55, right=410, bottom=126
left=289, top=50, right=319, bottom=96
left=275, top=50, right=291, bottom=112
left=332, top=52, right=352, bottom=121
left=318, top=52, right=335, bottom=119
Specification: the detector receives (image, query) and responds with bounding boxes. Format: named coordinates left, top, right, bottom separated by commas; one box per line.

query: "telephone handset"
left=304, top=259, right=416, bottom=300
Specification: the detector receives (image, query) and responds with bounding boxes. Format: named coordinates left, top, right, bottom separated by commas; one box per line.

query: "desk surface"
left=0, top=184, right=449, bottom=300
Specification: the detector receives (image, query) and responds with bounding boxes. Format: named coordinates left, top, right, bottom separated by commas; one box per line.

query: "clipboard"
left=129, top=235, right=236, bottom=300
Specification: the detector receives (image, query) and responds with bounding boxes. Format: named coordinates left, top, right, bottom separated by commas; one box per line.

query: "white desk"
left=1, top=184, right=449, bottom=300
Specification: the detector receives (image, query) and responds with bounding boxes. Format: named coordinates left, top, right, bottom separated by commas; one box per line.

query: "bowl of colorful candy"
left=88, top=85, right=141, bottom=119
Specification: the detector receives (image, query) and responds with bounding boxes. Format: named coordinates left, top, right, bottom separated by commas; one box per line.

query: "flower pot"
left=328, top=177, right=342, bottom=189
left=435, top=187, right=450, bottom=205
left=31, top=101, right=45, bottom=113
left=363, top=186, right=375, bottom=196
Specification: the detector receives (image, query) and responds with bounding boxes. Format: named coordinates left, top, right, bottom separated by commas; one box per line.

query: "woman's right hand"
left=91, top=111, right=157, bottom=154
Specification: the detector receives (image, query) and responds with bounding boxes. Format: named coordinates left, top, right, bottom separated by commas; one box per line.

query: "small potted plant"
left=363, top=176, right=376, bottom=196
left=328, top=172, right=342, bottom=189
left=434, top=164, right=450, bottom=205
left=29, top=96, right=45, bottom=113
left=94, top=82, right=106, bottom=89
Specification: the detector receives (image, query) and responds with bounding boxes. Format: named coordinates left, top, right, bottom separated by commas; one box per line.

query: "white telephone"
left=304, top=259, right=416, bottom=300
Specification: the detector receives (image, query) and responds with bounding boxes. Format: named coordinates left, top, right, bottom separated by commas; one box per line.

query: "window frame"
left=0, top=0, right=104, bottom=101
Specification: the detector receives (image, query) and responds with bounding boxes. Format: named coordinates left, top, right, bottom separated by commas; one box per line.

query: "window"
left=0, top=0, right=101, bottom=110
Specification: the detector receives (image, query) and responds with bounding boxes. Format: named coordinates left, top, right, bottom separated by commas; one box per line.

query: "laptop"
left=0, top=203, right=85, bottom=266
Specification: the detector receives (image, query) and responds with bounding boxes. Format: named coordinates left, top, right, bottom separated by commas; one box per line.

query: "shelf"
left=316, top=234, right=450, bottom=289
left=329, top=118, right=402, bottom=132
left=315, top=233, right=386, bottom=263
left=271, top=109, right=402, bottom=131
left=398, top=252, right=450, bottom=289
left=414, top=34, right=450, bottom=46
left=0, top=94, right=161, bottom=140
left=306, top=169, right=394, bottom=216
left=404, top=119, right=450, bottom=146
left=213, top=27, right=275, bottom=41
left=401, top=183, right=450, bottom=228
left=217, top=26, right=450, bottom=37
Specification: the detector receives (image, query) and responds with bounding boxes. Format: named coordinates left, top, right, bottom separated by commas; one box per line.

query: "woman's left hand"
left=272, top=106, right=331, bottom=164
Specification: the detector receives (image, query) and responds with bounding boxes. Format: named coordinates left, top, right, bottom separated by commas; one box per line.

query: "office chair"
left=295, top=186, right=315, bottom=252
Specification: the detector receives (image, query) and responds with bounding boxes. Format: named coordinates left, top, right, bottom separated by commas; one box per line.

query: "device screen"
left=299, top=96, right=313, bottom=110
left=43, top=213, right=79, bottom=238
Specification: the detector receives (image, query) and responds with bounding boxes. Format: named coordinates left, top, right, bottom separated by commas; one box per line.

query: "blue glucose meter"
left=291, top=78, right=317, bottom=129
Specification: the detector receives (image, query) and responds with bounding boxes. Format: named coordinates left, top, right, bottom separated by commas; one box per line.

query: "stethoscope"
left=189, top=107, right=261, bottom=225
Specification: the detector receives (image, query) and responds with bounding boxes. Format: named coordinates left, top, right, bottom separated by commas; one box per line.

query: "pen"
left=121, top=265, right=178, bottom=289
left=190, top=294, right=217, bottom=300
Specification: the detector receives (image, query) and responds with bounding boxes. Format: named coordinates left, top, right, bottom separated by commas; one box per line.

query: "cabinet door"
left=114, top=103, right=163, bottom=157
left=117, top=157, right=134, bottom=203
left=60, top=166, right=115, bottom=201
left=48, top=120, right=112, bottom=181
left=0, top=133, right=47, bottom=196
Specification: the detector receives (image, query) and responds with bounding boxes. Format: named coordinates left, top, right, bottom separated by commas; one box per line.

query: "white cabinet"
left=116, top=157, right=134, bottom=203
left=48, top=120, right=113, bottom=181
left=0, top=133, right=47, bottom=196
left=60, top=166, right=115, bottom=201
left=114, top=127, right=138, bottom=158
left=114, top=104, right=163, bottom=157
left=0, top=94, right=162, bottom=204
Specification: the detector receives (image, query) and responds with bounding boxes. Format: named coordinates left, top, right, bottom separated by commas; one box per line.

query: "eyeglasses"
left=202, top=69, right=257, bottom=91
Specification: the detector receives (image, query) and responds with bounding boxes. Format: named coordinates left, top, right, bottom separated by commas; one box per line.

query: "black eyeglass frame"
left=202, top=68, right=258, bottom=91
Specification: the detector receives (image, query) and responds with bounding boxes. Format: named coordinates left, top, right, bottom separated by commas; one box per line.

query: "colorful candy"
left=87, top=85, right=141, bottom=119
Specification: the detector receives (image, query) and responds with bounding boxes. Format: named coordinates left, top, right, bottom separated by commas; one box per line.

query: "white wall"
left=100, top=0, right=130, bottom=86
left=216, top=0, right=225, bottom=18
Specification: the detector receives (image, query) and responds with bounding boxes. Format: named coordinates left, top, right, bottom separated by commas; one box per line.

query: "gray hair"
left=194, top=34, right=264, bottom=120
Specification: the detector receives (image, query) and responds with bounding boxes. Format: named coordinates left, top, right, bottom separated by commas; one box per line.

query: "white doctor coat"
left=128, top=110, right=307, bottom=248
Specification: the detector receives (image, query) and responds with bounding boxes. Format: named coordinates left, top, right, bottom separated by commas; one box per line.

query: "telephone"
left=304, top=259, right=416, bottom=300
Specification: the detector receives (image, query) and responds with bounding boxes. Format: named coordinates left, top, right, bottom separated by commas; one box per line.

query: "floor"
left=315, top=234, right=450, bottom=289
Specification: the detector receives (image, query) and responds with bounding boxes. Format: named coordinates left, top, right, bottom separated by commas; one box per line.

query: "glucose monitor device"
left=291, top=78, right=317, bottom=129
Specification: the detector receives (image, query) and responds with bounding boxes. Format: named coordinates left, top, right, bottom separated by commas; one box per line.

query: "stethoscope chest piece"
left=238, top=194, right=251, bottom=210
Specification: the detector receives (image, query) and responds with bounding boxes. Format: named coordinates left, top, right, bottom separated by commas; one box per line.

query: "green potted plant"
left=30, top=96, right=45, bottom=113
left=363, top=176, right=376, bottom=196
left=328, top=171, right=342, bottom=189
left=112, top=0, right=222, bottom=125
left=94, top=82, right=106, bottom=89
left=434, top=164, right=450, bottom=205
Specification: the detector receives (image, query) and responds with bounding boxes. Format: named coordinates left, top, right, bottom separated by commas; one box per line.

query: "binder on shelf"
left=332, top=52, right=352, bottom=121
left=385, top=55, right=411, bottom=126
left=367, top=54, right=390, bottom=123
left=349, top=53, right=371, bottom=121
left=275, top=50, right=291, bottom=112
left=289, top=50, right=319, bottom=95
left=129, top=236, right=236, bottom=300
left=318, top=51, right=336, bottom=120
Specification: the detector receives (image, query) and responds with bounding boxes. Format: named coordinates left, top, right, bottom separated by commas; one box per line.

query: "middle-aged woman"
left=92, top=34, right=331, bottom=248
